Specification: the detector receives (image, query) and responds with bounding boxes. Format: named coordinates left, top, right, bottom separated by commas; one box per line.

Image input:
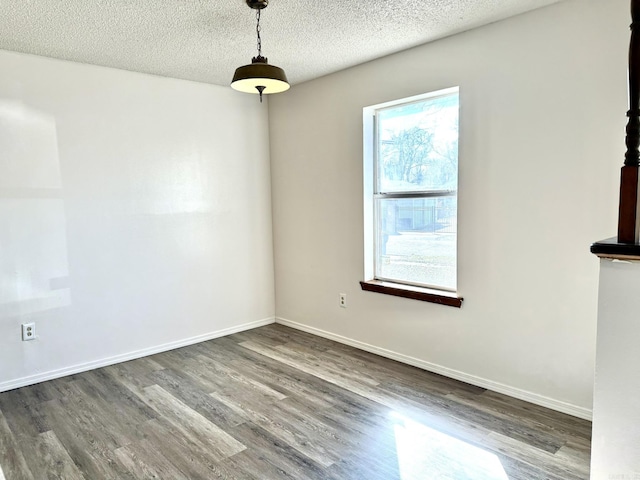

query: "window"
left=361, top=88, right=462, bottom=307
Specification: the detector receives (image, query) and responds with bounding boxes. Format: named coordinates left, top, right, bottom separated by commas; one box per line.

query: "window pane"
left=375, top=196, right=457, bottom=290
left=377, top=94, right=458, bottom=193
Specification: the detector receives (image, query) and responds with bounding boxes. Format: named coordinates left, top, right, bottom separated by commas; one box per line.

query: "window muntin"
left=367, top=88, right=459, bottom=292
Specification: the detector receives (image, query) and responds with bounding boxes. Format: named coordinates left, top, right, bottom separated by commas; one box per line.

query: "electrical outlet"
left=22, top=323, right=36, bottom=341
left=339, top=293, right=347, bottom=308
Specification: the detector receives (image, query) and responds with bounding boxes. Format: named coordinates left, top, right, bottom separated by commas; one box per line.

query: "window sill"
left=359, top=280, right=463, bottom=308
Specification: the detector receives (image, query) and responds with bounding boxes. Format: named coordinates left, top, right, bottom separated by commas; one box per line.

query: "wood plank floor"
left=0, top=324, right=591, bottom=479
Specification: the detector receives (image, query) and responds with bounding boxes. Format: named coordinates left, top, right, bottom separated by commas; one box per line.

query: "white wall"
left=591, top=258, right=640, bottom=478
left=0, top=50, right=275, bottom=390
left=269, top=0, right=628, bottom=417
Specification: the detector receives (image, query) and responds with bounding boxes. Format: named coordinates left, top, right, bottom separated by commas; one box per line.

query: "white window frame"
left=362, top=87, right=461, bottom=305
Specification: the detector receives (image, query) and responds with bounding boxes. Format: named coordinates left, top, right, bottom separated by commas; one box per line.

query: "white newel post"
left=590, top=256, right=640, bottom=479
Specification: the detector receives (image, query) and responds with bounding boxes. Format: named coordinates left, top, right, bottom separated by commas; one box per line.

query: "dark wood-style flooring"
left=0, top=324, right=591, bottom=479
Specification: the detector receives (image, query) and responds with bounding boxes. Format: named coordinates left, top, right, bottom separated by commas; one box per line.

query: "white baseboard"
left=275, top=317, right=592, bottom=421
left=0, top=317, right=275, bottom=393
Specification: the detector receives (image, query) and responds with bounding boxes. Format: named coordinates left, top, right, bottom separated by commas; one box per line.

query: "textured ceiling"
left=0, top=0, right=563, bottom=87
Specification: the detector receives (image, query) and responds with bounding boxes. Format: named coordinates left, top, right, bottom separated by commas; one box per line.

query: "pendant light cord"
left=256, top=9, right=262, bottom=57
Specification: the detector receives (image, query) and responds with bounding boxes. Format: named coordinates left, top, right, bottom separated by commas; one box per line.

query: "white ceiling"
left=0, top=0, right=563, bottom=87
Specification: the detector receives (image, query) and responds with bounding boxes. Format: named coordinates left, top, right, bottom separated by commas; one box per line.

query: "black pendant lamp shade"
left=231, top=56, right=289, bottom=96
left=231, top=0, right=289, bottom=102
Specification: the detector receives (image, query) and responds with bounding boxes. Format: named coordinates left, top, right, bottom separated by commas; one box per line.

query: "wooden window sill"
left=360, top=280, right=463, bottom=308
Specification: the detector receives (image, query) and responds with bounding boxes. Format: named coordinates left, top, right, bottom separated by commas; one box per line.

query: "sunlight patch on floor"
left=391, top=412, right=509, bottom=479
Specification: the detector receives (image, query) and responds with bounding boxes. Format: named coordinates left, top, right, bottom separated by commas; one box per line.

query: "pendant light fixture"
left=231, top=0, right=289, bottom=102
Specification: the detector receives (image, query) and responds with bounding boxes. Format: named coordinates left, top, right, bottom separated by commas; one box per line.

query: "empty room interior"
left=1, top=0, right=638, bottom=478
